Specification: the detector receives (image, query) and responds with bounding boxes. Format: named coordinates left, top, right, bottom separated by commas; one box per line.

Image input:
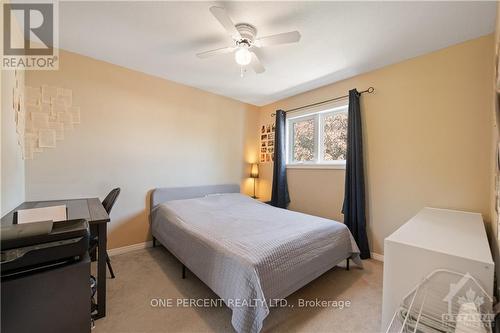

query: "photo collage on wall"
left=260, top=123, right=275, bottom=163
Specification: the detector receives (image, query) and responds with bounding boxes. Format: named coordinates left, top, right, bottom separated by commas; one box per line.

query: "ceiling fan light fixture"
left=235, top=46, right=252, bottom=66
left=197, top=6, right=301, bottom=74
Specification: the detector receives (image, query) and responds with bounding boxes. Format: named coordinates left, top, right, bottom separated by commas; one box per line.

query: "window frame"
left=286, top=104, right=348, bottom=169
left=287, top=114, right=318, bottom=165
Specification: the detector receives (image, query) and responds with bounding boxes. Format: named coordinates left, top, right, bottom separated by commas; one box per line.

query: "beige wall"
left=258, top=35, right=495, bottom=255
left=1, top=9, right=25, bottom=216
left=1, top=69, right=25, bottom=216
left=491, top=6, right=500, bottom=295
left=25, top=50, right=259, bottom=249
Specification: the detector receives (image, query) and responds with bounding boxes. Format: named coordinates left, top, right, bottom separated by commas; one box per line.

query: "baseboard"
left=370, top=252, right=384, bottom=262
left=108, top=241, right=153, bottom=257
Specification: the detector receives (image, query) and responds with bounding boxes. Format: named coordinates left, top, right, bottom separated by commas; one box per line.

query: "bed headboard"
left=150, top=184, right=240, bottom=212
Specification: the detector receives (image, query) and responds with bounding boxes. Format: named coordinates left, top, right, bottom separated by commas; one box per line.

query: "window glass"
left=293, top=119, right=315, bottom=162
left=323, top=111, right=348, bottom=161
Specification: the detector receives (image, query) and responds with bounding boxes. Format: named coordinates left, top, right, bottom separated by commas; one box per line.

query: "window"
left=286, top=104, right=348, bottom=168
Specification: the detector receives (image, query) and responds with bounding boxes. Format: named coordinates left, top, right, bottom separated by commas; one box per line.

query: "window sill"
left=286, top=164, right=346, bottom=170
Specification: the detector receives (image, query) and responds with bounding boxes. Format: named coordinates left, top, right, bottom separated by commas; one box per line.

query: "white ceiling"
left=57, top=1, right=496, bottom=106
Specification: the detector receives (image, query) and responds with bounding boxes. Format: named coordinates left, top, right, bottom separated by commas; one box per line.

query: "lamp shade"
left=235, top=46, right=252, bottom=66
left=250, top=163, right=259, bottom=178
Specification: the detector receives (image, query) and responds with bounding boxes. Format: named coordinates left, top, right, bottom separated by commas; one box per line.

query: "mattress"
left=151, top=193, right=361, bottom=333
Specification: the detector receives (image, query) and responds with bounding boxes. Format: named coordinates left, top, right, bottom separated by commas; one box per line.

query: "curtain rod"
left=271, top=87, right=374, bottom=116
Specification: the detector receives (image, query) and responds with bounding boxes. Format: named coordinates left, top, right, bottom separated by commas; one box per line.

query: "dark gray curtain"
left=271, top=110, right=290, bottom=208
left=342, top=89, right=370, bottom=259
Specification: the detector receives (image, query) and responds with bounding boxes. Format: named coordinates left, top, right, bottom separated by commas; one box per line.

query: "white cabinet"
left=381, top=207, right=494, bottom=331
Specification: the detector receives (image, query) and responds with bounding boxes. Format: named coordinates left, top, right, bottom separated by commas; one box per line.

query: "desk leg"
left=96, top=223, right=107, bottom=319
left=89, top=224, right=97, bottom=261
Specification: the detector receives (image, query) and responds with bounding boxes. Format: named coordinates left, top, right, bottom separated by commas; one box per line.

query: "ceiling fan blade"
left=196, top=46, right=235, bottom=59
left=250, top=52, right=265, bottom=74
left=209, top=6, right=241, bottom=40
left=254, top=31, right=301, bottom=47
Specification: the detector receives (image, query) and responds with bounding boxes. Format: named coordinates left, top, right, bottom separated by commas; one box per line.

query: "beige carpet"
left=93, top=247, right=383, bottom=333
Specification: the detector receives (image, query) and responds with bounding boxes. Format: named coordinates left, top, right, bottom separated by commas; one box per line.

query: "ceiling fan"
left=196, top=6, right=301, bottom=75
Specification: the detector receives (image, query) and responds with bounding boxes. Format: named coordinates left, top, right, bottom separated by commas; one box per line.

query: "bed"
left=150, top=184, right=362, bottom=333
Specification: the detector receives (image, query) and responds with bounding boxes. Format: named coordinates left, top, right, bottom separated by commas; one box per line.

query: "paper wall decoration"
left=13, top=83, right=82, bottom=160
left=41, top=85, right=57, bottom=103
left=260, top=123, right=275, bottom=163
left=38, top=129, right=57, bottom=148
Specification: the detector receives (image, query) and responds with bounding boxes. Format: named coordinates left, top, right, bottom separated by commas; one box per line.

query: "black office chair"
left=90, top=188, right=120, bottom=279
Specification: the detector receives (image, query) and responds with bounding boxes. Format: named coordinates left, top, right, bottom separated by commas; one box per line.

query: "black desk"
left=1, top=198, right=110, bottom=319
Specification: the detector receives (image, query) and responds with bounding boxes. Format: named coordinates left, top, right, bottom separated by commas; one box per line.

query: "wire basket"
left=386, top=269, right=494, bottom=333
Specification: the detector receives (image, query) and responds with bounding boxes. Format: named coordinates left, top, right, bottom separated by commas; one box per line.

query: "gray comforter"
left=151, top=193, right=361, bottom=333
